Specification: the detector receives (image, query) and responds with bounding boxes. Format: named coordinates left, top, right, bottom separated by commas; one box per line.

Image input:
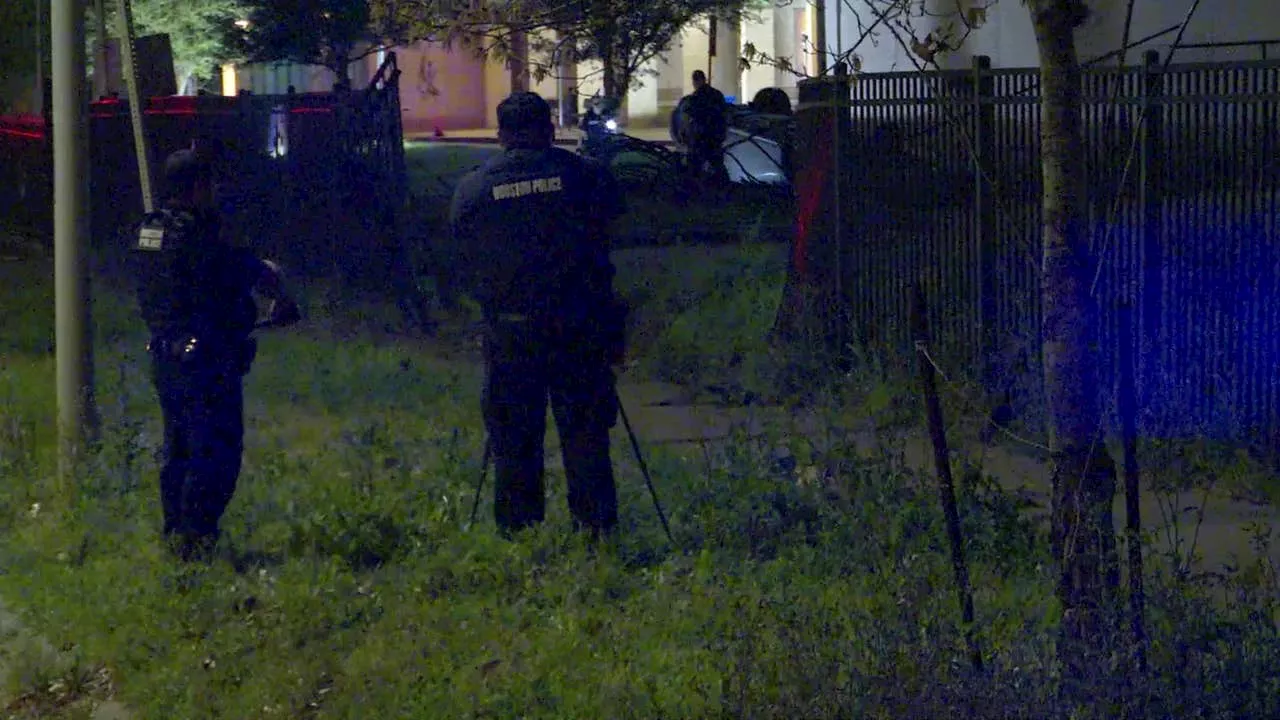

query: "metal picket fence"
left=840, top=52, right=1280, bottom=441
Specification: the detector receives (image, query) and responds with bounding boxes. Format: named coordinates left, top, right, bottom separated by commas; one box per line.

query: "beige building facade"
left=222, top=4, right=822, bottom=132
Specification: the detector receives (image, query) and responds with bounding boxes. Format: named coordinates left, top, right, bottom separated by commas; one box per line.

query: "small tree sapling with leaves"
left=768, top=0, right=1123, bottom=690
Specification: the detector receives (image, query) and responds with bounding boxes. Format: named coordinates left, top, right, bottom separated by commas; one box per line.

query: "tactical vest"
left=131, top=208, right=257, bottom=344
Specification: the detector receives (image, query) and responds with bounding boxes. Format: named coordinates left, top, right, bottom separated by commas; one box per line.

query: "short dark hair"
left=162, top=148, right=213, bottom=199
left=691, top=70, right=707, bottom=83
left=497, top=91, right=552, bottom=134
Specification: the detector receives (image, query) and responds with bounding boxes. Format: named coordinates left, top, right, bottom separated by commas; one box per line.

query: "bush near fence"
left=824, top=53, right=1280, bottom=444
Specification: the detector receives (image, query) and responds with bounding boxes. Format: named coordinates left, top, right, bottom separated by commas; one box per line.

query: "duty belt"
left=147, top=334, right=200, bottom=360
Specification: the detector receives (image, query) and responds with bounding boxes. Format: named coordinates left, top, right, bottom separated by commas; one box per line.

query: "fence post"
left=1138, top=50, right=1164, bottom=429
left=776, top=68, right=854, bottom=364
left=972, top=56, right=1001, bottom=402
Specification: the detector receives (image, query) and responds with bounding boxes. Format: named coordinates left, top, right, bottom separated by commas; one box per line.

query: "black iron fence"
left=0, top=54, right=407, bottom=281
left=824, top=52, right=1280, bottom=441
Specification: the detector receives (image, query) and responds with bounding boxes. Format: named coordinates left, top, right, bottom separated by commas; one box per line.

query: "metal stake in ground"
left=1117, top=301, right=1148, bottom=672
left=465, top=395, right=675, bottom=546
left=911, top=284, right=983, bottom=673
left=467, top=436, right=491, bottom=528
left=615, top=390, right=675, bottom=546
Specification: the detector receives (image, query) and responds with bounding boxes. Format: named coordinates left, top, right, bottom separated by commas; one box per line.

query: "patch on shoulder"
left=137, top=225, right=166, bottom=251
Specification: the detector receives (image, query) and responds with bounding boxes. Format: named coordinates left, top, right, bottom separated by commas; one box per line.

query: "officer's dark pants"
left=151, top=355, right=245, bottom=544
left=483, top=321, right=619, bottom=535
left=687, top=138, right=728, bottom=183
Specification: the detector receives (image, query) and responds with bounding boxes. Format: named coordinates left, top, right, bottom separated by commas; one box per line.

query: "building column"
left=741, top=8, right=777, bottom=102
left=656, top=37, right=686, bottom=126
left=709, top=11, right=741, bottom=101
left=557, top=33, right=577, bottom=127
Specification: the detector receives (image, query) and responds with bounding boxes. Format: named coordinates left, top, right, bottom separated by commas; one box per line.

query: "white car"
left=671, top=97, right=795, bottom=187
left=723, top=115, right=792, bottom=186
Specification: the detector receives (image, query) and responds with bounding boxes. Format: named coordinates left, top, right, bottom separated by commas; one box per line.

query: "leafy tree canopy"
left=236, top=0, right=408, bottom=84
left=85, top=0, right=249, bottom=91
left=380, top=0, right=754, bottom=98
left=132, top=0, right=249, bottom=86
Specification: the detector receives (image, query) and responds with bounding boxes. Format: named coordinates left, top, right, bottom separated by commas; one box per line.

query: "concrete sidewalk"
left=612, top=379, right=1280, bottom=575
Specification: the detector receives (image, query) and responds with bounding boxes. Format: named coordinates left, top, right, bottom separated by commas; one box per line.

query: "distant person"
left=672, top=70, right=729, bottom=183
left=449, top=91, right=629, bottom=539
left=131, top=147, right=301, bottom=562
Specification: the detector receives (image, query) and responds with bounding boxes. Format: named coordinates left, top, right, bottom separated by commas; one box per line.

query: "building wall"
left=826, top=0, right=1280, bottom=73
left=679, top=23, right=712, bottom=93
left=232, top=63, right=335, bottom=95
left=390, top=3, right=818, bottom=130
left=391, top=43, right=489, bottom=133
left=626, top=78, right=657, bottom=125
left=230, top=52, right=380, bottom=96
left=742, top=10, right=776, bottom=102
left=1127, top=0, right=1280, bottom=63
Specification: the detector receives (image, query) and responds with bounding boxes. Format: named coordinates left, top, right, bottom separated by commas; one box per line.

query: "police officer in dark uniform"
left=676, top=70, right=729, bottom=184
left=449, top=92, right=628, bottom=538
left=132, top=146, right=300, bottom=561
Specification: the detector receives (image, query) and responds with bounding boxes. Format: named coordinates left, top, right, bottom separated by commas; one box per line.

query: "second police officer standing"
left=132, top=145, right=301, bottom=562
left=449, top=92, right=629, bottom=539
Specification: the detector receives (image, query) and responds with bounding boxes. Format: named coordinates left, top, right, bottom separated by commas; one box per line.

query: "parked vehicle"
left=669, top=87, right=796, bottom=187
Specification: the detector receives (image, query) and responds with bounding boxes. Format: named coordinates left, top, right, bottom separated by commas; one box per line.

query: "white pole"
left=52, top=0, right=98, bottom=478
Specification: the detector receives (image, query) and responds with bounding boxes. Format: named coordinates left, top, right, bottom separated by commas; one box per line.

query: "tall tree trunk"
left=509, top=31, right=529, bottom=92
left=1028, top=0, right=1120, bottom=690
left=594, top=12, right=621, bottom=98
left=332, top=56, right=351, bottom=89
left=601, top=54, right=619, bottom=97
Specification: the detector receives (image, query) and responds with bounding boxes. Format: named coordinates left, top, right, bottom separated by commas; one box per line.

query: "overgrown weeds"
left=1, top=246, right=1278, bottom=718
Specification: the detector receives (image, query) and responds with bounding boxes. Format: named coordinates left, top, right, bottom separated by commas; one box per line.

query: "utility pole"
left=52, top=0, right=98, bottom=478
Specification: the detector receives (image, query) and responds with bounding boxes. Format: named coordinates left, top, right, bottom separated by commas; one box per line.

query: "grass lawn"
left=3, top=247, right=1280, bottom=718
left=403, top=142, right=795, bottom=248
left=0, top=145, right=1277, bottom=718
